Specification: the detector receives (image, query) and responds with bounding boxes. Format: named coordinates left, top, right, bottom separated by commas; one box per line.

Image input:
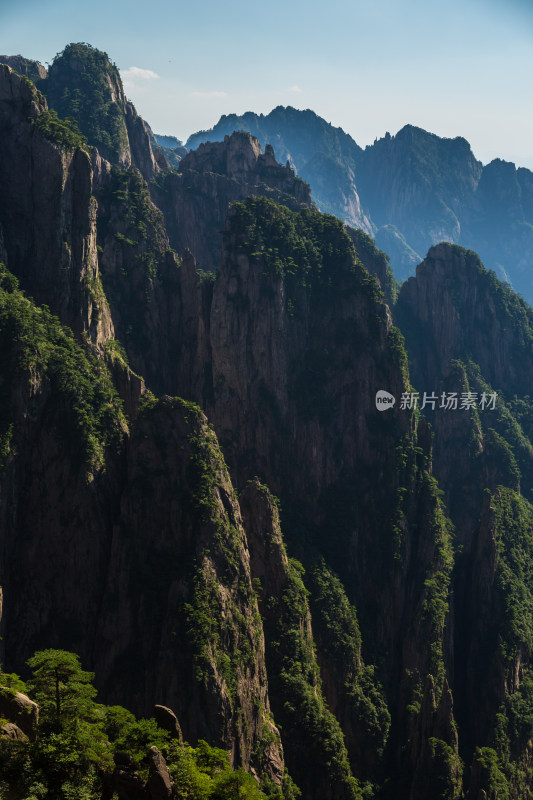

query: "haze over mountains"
left=1, top=41, right=533, bottom=800
left=186, top=109, right=533, bottom=300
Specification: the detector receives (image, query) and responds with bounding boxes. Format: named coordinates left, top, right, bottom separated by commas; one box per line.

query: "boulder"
left=0, top=689, right=39, bottom=741
left=153, top=704, right=183, bottom=742
left=1, top=722, right=28, bottom=741
left=147, top=746, right=174, bottom=799
left=113, top=756, right=148, bottom=800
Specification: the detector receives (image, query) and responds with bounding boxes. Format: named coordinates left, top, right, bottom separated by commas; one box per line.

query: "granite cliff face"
left=152, top=132, right=312, bottom=270
left=0, top=61, right=288, bottom=787
left=362, top=132, right=533, bottom=296
left=395, top=242, right=533, bottom=797
left=396, top=242, right=533, bottom=537
left=0, top=84, right=461, bottom=792
left=43, top=43, right=159, bottom=181
left=0, top=64, right=113, bottom=350
left=94, top=130, right=308, bottom=393
left=95, top=164, right=182, bottom=392
left=93, top=398, right=285, bottom=781
left=0, top=55, right=47, bottom=82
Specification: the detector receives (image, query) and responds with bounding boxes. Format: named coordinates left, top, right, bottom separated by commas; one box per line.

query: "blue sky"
left=2, top=0, right=532, bottom=168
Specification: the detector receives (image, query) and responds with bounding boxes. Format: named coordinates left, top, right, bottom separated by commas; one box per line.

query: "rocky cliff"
left=357, top=126, right=482, bottom=257
left=43, top=43, right=159, bottom=181
left=0, top=55, right=47, bottom=82
left=152, top=131, right=312, bottom=270
left=396, top=242, right=533, bottom=538
left=0, top=64, right=113, bottom=350
left=395, top=242, right=533, bottom=797
left=93, top=398, right=285, bottom=781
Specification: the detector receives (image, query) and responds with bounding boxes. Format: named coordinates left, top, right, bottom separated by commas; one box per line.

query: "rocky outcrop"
left=357, top=126, right=482, bottom=255
left=125, top=102, right=158, bottom=181
left=103, top=752, right=148, bottom=800
left=186, top=109, right=533, bottom=301
left=182, top=133, right=308, bottom=194
left=92, top=398, right=284, bottom=780
left=102, top=748, right=174, bottom=800
left=153, top=705, right=183, bottom=742
left=0, top=55, right=47, bottom=82
left=152, top=131, right=312, bottom=270
left=197, top=198, right=460, bottom=796
left=95, top=170, right=212, bottom=399
left=0, top=722, right=28, bottom=741
left=206, top=198, right=408, bottom=505
left=397, top=242, right=533, bottom=391
left=98, top=135, right=313, bottom=393
left=106, top=354, right=145, bottom=420
left=95, top=164, right=181, bottom=389
left=459, top=494, right=505, bottom=746
left=396, top=242, right=533, bottom=542
left=0, top=690, right=39, bottom=741
left=240, top=480, right=358, bottom=799
left=146, top=747, right=174, bottom=799
left=394, top=241, right=533, bottom=790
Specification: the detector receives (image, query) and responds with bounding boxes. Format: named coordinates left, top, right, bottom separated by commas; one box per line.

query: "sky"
left=2, top=0, right=532, bottom=169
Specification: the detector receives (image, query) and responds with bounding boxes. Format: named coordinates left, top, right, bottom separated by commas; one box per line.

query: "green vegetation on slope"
left=0, top=649, right=274, bottom=800
left=346, top=226, right=399, bottom=304
left=267, top=556, right=362, bottom=800
left=34, top=109, right=88, bottom=151
left=307, top=560, right=390, bottom=785
left=246, top=483, right=363, bottom=800
left=491, top=489, right=533, bottom=664
left=139, top=400, right=289, bottom=797
left=98, top=166, right=177, bottom=354
left=228, top=197, right=387, bottom=316
left=229, top=196, right=360, bottom=294
left=45, top=43, right=128, bottom=163
left=0, top=263, right=125, bottom=473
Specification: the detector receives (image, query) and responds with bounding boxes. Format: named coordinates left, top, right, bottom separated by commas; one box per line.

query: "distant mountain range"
left=5, top=47, right=531, bottom=300
left=186, top=108, right=533, bottom=299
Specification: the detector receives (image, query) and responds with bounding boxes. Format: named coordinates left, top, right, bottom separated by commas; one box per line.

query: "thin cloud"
left=287, top=85, right=302, bottom=93
left=121, top=66, right=160, bottom=82
left=189, top=90, right=228, bottom=97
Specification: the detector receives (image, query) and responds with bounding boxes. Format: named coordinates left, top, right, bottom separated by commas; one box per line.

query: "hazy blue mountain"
left=374, top=224, right=422, bottom=281
left=188, top=109, right=533, bottom=299
left=186, top=106, right=374, bottom=234
left=154, top=133, right=183, bottom=149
